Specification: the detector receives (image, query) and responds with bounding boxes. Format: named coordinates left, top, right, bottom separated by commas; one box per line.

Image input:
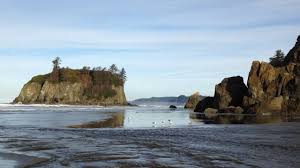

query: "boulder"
left=169, top=105, right=177, bottom=109
left=213, top=76, right=248, bottom=109
left=194, top=97, right=214, bottom=112
left=184, top=92, right=201, bottom=109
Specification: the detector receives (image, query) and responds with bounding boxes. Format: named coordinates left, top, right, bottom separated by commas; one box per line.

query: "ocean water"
left=0, top=104, right=299, bottom=168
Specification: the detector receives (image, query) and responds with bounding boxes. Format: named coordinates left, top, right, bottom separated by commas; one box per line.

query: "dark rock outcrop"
left=194, top=97, right=214, bottom=112
left=194, top=76, right=247, bottom=112
left=213, top=76, right=248, bottom=109
left=184, top=92, right=201, bottom=109
left=169, top=105, right=177, bottom=109
left=284, top=35, right=300, bottom=64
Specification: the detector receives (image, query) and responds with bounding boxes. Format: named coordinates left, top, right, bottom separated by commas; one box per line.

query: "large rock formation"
left=243, top=46, right=300, bottom=119
left=184, top=92, right=201, bottom=109
left=195, top=35, right=300, bottom=123
left=213, top=76, right=248, bottom=109
left=14, top=68, right=127, bottom=105
left=194, top=76, right=247, bottom=111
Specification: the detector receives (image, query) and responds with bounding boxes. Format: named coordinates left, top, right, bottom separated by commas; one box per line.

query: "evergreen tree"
left=109, top=64, right=119, bottom=74
left=120, top=68, right=127, bottom=83
left=52, top=57, right=61, bottom=71
left=82, top=66, right=91, bottom=71
left=93, top=66, right=103, bottom=71
left=51, top=57, right=62, bottom=82
left=270, top=50, right=285, bottom=67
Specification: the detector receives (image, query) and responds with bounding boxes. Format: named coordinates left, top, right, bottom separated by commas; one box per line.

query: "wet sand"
left=0, top=123, right=299, bottom=168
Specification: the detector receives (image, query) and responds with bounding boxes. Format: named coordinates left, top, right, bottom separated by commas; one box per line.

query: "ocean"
left=0, top=104, right=299, bottom=167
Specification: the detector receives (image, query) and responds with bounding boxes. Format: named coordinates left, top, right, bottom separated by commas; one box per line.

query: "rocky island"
left=194, top=35, right=300, bottom=123
left=14, top=58, right=127, bottom=105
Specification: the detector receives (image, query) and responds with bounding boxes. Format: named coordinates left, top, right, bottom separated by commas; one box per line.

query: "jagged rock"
left=194, top=97, right=214, bottom=112
left=184, top=92, right=201, bottom=109
left=213, top=76, right=248, bottom=109
left=194, top=36, right=300, bottom=123
left=246, top=61, right=278, bottom=100
left=243, top=36, right=300, bottom=120
left=284, top=35, right=300, bottom=64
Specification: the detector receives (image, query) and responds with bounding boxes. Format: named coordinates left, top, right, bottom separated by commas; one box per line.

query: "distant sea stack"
left=14, top=58, right=127, bottom=105
left=194, top=35, right=300, bottom=123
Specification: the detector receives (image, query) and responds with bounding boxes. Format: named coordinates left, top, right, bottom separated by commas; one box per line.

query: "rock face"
left=194, top=76, right=248, bottom=112
left=243, top=36, right=300, bottom=119
left=194, top=97, right=214, bottom=112
left=195, top=35, right=300, bottom=123
left=244, top=61, right=300, bottom=119
left=284, top=35, right=300, bottom=64
left=14, top=69, right=127, bottom=105
left=184, top=92, right=201, bottom=109
left=213, top=76, right=248, bottom=109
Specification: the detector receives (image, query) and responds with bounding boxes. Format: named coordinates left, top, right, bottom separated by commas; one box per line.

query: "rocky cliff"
left=14, top=68, right=127, bottom=105
left=194, top=35, right=300, bottom=123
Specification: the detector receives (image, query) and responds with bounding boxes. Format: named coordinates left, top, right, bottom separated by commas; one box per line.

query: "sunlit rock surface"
left=184, top=92, right=201, bottom=109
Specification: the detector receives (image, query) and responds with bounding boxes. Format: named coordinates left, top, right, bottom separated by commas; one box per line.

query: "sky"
left=0, top=0, right=299, bottom=102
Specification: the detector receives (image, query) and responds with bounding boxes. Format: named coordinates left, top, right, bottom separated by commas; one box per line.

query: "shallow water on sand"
left=0, top=104, right=202, bottom=128
left=0, top=104, right=299, bottom=168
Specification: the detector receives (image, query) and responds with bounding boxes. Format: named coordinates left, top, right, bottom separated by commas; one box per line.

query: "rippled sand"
left=0, top=123, right=299, bottom=168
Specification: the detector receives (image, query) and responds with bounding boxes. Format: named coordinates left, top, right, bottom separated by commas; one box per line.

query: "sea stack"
left=14, top=61, right=127, bottom=105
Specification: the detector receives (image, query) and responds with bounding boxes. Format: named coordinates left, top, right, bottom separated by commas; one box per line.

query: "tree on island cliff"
left=50, top=57, right=62, bottom=82
left=93, top=66, right=103, bottom=71
left=120, top=68, right=127, bottom=83
left=52, top=57, right=62, bottom=71
left=270, top=50, right=285, bottom=67
left=109, top=64, right=119, bottom=74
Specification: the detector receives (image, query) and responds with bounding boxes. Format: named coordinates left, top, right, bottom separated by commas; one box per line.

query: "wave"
left=0, top=104, right=127, bottom=112
left=0, top=103, right=72, bottom=107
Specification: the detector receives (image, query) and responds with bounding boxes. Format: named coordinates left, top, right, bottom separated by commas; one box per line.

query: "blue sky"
left=0, top=0, right=299, bottom=102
